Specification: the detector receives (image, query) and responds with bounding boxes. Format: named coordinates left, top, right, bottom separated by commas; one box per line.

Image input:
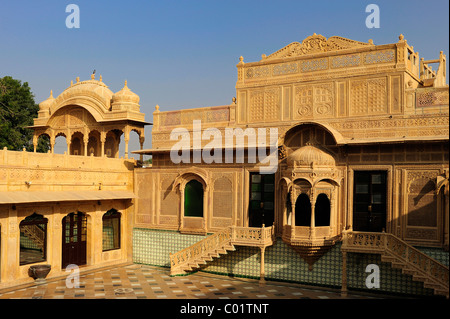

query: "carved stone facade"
left=0, top=34, right=448, bottom=294
left=139, top=34, right=449, bottom=253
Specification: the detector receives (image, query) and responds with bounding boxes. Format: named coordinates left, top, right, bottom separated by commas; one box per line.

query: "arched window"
left=315, top=194, right=331, bottom=226
left=102, top=209, right=121, bottom=251
left=295, top=193, right=311, bottom=226
left=184, top=180, right=204, bottom=217
left=19, top=213, right=47, bottom=265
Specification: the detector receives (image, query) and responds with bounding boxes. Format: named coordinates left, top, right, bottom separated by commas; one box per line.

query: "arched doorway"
left=184, top=180, right=204, bottom=217
left=70, top=132, right=85, bottom=156
left=62, top=212, right=87, bottom=268
left=54, top=134, right=68, bottom=154
left=295, top=193, right=311, bottom=226
left=87, top=130, right=101, bottom=156
left=315, top=194, right=331, bottom=227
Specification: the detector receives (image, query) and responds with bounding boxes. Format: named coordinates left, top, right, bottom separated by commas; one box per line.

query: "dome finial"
left=305, top=136, right=319, bottom=146
left=124, top=80, right=128, bottom=87
left=49, top=90, right=53, bottom=98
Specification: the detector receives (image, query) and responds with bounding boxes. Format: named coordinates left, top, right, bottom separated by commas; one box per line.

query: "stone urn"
left=28, top=264, right=51, bottom=284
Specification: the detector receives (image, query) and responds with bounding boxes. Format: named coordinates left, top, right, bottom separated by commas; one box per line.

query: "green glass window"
left=102, top=209, right=121, bottom=251
left=184, top=180, right=204, bottom=217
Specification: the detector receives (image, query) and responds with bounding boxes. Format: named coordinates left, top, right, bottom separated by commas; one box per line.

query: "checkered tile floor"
left=0, top=264, right=379, bottom=299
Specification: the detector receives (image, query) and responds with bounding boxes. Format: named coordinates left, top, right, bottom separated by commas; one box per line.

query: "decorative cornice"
left=263, top=34, right=372, bottom=61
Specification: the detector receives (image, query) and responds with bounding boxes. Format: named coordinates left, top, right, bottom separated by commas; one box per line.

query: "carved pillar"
left=50, top=135, right=55, bottom=154
left=179, top=186, right=185, bottom=232
left=124, top=126, right=130, bottom=159
left=259, top=246, right=266, bottom=285
left=100, top=131, right=106, bottom=157
left=33, top=135, right=38, bottom=153
left=83, top=137, right=88, bottom=157
left=310, top=203, right=316, bottom=239
left=329, top=190, right=337, bottom=235
left=282, top=189, right=287, bottom=226
left=341, top=250, right=348, bottom=297
left=124, top=138, right=129, bottom=159
left=329, top=194, right=335, bottom=235
left=290, top=190, right=296, bottom=237
left=139, top=136, right=145, bottom=162
left=66, top=129, right=71, bottom=155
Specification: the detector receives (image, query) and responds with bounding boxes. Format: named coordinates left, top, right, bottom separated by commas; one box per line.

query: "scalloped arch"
left=280, top=121, right=345, bottom=146
left=48, top=96, right=108, bottom=125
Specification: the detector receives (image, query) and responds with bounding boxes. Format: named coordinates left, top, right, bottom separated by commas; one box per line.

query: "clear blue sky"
left=1, top=0, right=449, bottom=155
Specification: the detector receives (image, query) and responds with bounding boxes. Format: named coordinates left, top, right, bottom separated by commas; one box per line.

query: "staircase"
left=170, top=225, right=275, bottom=276
left=21, top=224, right=45, bottom=249
left=342, top=231, right=449, bottom=298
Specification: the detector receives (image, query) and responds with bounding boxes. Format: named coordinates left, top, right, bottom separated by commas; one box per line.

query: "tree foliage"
left=0, top=76, right=49, bottom=152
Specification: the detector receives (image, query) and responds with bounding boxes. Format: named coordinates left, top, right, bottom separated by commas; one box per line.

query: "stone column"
left=310, top=202, right=316, bottom=239
left=259, top=246, right=266, bottom=285
left=290, top=191, right=296, bottom=238
left=100, top=132, right=106, bottom=157
left=124, top=138, right=129, bottom=159
left=139, top=136, right=145, bottom=162
left=33, top=135, right=38, bottom=153
left=83, top=137, right=88, bottom=157
left=179, top=186, right=185, bottom=232
left=341, top=250, right=348, bottom=297
left=282, top=191, right=287, bottom=227
left=50, top=135, right=55, bottom=154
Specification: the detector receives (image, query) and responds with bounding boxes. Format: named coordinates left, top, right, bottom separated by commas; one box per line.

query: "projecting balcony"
left=282, top=225, right=338, bottom=246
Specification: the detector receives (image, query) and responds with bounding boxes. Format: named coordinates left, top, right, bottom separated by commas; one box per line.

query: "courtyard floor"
left=0, top=263, right=382, bottom=300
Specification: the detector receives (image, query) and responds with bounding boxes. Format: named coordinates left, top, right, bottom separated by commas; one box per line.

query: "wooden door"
left=249, top=173, right=275, bottom=227
left=62, top=212, right=87, bottom=268
left=353, top=171, right=387, bottom=232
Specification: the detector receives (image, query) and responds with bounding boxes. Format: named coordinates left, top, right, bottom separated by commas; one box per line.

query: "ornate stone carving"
left=416, top=88, right=449, bottom=108
left=264, top=34, right=371, bottom=60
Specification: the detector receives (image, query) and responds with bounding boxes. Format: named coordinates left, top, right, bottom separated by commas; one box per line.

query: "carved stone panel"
left=294, top=83, right=334, bottom=119
left=249, top=88, right=280, bottom=123
left=350, top=78, right=387, bottom=115
left=407, top=172, right=439, bottom=228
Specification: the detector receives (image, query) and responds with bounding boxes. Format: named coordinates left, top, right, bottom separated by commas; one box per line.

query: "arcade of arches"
left=30, top=75, right=149, bottom=159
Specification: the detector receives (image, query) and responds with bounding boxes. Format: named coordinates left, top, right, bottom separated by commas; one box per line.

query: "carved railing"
left=170, top=225, right=275, bottom=275
left=342, top=231, right=385, bottom=253
left=231, top=225, right=275, bottom=247
left=384, top=234, right=449, bottom=286
left=170, top=227, right=231, bottom=273
left=342, top=231, right=449, bottom=293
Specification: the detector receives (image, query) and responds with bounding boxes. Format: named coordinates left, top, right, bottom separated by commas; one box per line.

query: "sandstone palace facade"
left=0, top=34, right=448, bottom=297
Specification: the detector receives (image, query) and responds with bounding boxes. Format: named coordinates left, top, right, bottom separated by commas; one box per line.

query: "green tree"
left=0, top=76, right=49, bottom=152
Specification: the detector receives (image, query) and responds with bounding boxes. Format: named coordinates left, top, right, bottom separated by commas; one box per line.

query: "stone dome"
left=39, top=90, right=55, bottom=110
left=57, top=75, right=115, bottom=112
left=112, top=80, right=140, bottom=105
left=287, top=141, right=335, bottom=167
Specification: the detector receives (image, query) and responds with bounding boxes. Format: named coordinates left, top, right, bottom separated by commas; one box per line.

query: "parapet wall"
left=0, top=148, right=135, bottom=192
